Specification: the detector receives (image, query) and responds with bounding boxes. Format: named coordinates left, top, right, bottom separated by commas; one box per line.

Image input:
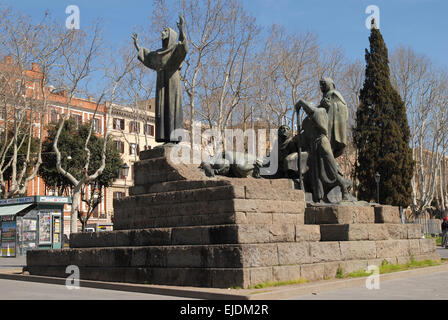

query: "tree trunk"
left=70, top=184, right=83, bottom=234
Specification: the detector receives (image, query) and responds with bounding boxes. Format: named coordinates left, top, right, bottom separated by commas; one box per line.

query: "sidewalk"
left=0, top=261, right=448, bottom=300
left=0, top=256, right=26, bottom=269
left=436, top=246, right=448, bottom=259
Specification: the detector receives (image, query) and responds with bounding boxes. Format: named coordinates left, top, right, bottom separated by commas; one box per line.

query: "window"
left=114, top=140, right=124, bottom=154
left=93, top=118, right=102, bottom=133
left=113, top=192, right=126, bottom=200
left=113, top=118, right=125, bottom=130
left=71, top=114, right=82, bottom=129
left=144, top=123, right=155, bottom=136
left=129, top=143, right=139, bottom=155
left=92, top=205, right=99, bottom=218
left=15, top=80, right=22, bottom=95
left=50, top=109, right=59, bottom=123
left=129, top=121, right=140, bottom=134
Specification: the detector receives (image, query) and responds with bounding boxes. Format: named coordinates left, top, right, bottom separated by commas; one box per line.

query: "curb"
left=1, top=263, right=448, bottom=300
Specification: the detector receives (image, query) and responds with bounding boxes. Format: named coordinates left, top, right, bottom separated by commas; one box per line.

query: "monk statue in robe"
left=132, top=15, right=188, bottom=144
left=295, top=77, right=351, bottom=202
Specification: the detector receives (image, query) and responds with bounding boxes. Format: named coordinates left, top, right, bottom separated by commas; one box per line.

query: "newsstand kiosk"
left=0, top=196, right=71, bottom=257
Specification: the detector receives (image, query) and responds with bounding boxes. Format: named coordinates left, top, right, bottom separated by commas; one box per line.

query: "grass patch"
left=341, top=259, right=441, bottom=279
left=425, top=234, right=442, bottom=246
left=345, top=269, right=374, bottom=278
left=245, top=259, right=442, bottom=290
left=248, top=278, right=308, bottom=289
left=335, top=265, right=344, bottom=279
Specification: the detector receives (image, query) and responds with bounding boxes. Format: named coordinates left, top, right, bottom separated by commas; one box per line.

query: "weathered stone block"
left=320, top=224, right=368, bottom=241
left=249, top=267, right=274, bottom=287
left=277, top=242, right=310, bottom=265
left=419, top=238, right=436, bottom=254
left=296, top=225, right=321, bottom=242
left=407, top=224, right=423, bottom=239
left=340, top=241, right=376, bottom=260
left=340, top=260, right=368, bottom=274
left=409, top=239, right=421, bottom=256
left=323, top=262, right=341, bottom=279
left=310, top=242, right=342, bottom=263
left=236, top=224, right=271, bottom=243
left=267, top=224, right=296, bottom=242
left=211, top=268, right=249, bottom=288
left=376, top=240, right=411, bottom=258
left=241, top=244, right=279, bottom=267
left=244, top=212, right=272, bottom=224
left=272, top=265, right=301, bottom=282
left=305, top=205, right=375, bottom=224
left=374, top=205, right=400, bottom=224
left=386, top=224, right=407, bottom=240
left=367, top=224, right=389, bottom=241
left=300, top=263, right=325, bottom=281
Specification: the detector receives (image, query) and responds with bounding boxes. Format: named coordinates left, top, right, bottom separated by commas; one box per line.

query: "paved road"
left=0, top=248, right=445, bottom=300
left=0, top=256, right=26, bottom=269
left=436, top=247, right=448, bottom=258
left=293, top=269, right=448, bottom=300
left=0, top=278, right=195, bottom=300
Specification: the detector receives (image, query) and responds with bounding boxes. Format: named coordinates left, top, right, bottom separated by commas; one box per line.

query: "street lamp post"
left=122, top=163, right=130, bottom=196
left=375, top=172, right=381, bottom=204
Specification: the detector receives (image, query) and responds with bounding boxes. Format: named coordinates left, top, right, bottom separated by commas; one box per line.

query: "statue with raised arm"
left=132, top=15, right=188, bottom=144
left=295, top=77, right=351, bottom=203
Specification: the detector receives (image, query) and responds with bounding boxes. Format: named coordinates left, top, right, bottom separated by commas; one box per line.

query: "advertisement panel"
left=1, top=218, right=16, bottom=257
left=38, top=212, right=52, bottom=245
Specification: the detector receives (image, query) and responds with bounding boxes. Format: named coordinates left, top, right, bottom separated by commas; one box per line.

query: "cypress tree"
left=354, top=21, right=414, bottom=207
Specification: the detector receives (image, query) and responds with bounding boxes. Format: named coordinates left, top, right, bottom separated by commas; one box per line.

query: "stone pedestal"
left=26, top=146, right=439, bottom=288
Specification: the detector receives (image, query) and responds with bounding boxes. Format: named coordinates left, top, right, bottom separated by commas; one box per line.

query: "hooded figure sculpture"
left=132, top=16, right=188, bottom=143
left=295, top=77, right=350, bottom=202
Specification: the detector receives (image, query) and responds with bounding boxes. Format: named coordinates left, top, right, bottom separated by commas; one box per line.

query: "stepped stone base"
left=26, top=252, right=439, bottom=288
left=26, top=146, right=440, bottom=288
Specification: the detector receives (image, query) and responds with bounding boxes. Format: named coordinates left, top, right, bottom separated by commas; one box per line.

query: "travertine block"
left=300, top=263, right=325, bottom=281
left=340, top=241, right=376, bottom=260
left=310, top=242, right=342, bottom=263
left=295, top=225, right=321, bottom=242
left=374, top=205, right=400, bottom=224
left=277, top=242, right=311, bottom=265
left=305, top=205, right=375, bottom=224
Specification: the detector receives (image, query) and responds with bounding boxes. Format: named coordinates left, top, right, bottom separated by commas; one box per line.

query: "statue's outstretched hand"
left=295, top=99, right=305, bottom=112
left=177, top=15, right=185, bottom=30
left=132, top=33, right=140, bottom=50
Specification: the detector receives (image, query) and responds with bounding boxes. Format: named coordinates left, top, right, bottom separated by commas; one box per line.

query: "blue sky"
left=2, top=0, right=447, bottom=67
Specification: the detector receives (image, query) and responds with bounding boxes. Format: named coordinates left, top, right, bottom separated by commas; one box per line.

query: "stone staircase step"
left=305, top=204, right=375, bottom=224
left=320, top=223, right=423, bottom=241
left=27, top=239, right=436, bottom=269
left=26, top=252, right=440, bottom=289
left=70, top=224, right=321, bottom=248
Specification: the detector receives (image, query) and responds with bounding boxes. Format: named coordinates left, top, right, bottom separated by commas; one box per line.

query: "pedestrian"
left=442, top=217, right=448, bottom=249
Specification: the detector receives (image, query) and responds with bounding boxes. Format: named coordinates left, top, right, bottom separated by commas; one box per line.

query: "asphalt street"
left=0, top=278, right=195, bottom=300
left=0, top=247, right=446, bottom=300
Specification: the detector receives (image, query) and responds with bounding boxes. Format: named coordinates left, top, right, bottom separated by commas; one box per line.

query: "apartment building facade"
left=0, top=56, right=159, bottom=235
